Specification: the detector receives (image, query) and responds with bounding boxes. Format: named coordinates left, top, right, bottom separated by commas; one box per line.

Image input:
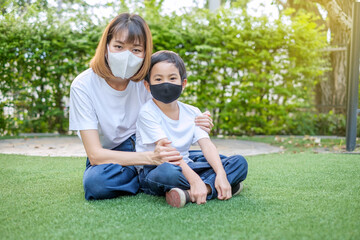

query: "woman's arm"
left=81, top=130, right=182, bottom=166
left=197, top=138, right=232, bottom=200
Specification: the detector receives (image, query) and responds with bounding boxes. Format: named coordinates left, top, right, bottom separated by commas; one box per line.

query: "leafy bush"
left=144, top=7, right=331, bottom=136
left=0, top=3, right=101, bottom=134
left=0, top=1, right=355, bottom=137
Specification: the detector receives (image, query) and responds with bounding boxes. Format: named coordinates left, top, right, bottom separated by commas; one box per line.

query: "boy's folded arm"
left=197, top=138, right=232, bottom=200
left=197, top=138, right=226, bottom=175
left=179, top=160, right=207, bottom=204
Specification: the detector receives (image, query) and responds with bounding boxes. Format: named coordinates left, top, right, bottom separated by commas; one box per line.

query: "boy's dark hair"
left=145, top=50, right=187, bottom=82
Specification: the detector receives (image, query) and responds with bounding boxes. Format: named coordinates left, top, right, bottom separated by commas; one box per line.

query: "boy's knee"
left=149, top=163, right=182, bottom=186
left=227, top=155, right=248, bottom=169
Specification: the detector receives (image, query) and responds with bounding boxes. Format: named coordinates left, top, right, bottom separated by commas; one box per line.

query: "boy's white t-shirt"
left=135, top=99, right=209, bottom=163
left=69, top=68, right=152, bottom=149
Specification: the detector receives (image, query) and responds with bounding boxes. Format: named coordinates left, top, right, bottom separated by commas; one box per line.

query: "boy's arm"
left=197, top=138, right=232, bottom=200
left=179, top=159, right=208, bottom=205
left=155, top=138, right=208, bottom=205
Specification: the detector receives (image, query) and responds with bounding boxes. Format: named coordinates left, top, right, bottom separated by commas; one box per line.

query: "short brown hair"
left=145, top=50, right=187, bottom=83
left=90, top=13, right=153, bottom=82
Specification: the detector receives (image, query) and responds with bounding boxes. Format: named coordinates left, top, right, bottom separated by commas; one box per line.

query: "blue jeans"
left=139, top=151, right=248, bottom=200
left=83, top=134, right=139, bottom=200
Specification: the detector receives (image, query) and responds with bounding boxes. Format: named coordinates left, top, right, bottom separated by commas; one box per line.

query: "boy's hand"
left=189, top=180, right=208, bottom=205
left=195, top=111, right=213, bottom=134
left=215, top=172, right=232, bottom=200
left=153, top=139, right=182, bottom=165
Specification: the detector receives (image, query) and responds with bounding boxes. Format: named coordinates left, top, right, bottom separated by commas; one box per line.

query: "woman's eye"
left=133, top=49, right=142, bottom=53
left=115, top=45, right=122, bottom=49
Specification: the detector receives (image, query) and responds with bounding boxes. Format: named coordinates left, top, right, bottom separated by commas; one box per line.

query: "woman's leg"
left=82, top=134, right=140, bottom=200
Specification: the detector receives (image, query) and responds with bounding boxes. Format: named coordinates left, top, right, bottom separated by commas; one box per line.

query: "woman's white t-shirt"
left=69, top=68, right=152, bottom=149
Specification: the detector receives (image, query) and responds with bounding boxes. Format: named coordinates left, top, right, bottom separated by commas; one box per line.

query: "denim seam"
left=144, top=177, right=184, bottom=190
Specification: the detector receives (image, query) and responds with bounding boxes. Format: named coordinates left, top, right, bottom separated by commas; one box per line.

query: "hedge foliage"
left=0, top=1, right=357, bottom=136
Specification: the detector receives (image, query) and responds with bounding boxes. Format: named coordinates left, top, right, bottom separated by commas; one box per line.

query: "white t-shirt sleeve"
left=69, top=85, right=98, bottom=130
left=191, top=107, right=210, bottom=144
left=137, top=109, right=167, bottom=145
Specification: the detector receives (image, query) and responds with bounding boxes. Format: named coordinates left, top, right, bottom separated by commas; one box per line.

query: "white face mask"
left=107, top=45, right=144, bottom=79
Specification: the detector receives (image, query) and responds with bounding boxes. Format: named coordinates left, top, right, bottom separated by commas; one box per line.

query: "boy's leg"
left=82, top=135, right=140, bottom=200
left=188, top=152, right=248, bottom=200
left=139, top=163, right=190, bottom=196
left=139, top=153, right=248, bottom=200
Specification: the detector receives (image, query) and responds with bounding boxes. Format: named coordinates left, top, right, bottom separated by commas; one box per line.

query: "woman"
left=69, top=13, right=213, bottom=200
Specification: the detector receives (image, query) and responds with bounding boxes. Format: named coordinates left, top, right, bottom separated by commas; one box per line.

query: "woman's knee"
left=83, top=166, right=111, bottom=200
left=83, top=165, right=138, bottom=200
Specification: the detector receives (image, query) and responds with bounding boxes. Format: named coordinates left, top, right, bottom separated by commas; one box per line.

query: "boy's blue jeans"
left=139, top=151, right=248, bottom=200
left=83, top=134, right=139, bottom=200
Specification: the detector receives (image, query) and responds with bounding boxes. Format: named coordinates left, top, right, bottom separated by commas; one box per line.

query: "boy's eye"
left=170, top=77, right=177, bottom=80
left=155, top=78, right=162, bottom=81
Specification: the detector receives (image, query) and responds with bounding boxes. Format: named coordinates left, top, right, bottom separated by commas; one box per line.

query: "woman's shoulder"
left=139, top=100, right=161, bottom=117
left=71, top=68, right=99, bottom=89
left=132, top=79, right=146, bottom=90
left=132, top=79, right=151, bottom=101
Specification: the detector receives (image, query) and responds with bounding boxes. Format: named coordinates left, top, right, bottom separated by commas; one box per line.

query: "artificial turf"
left=0, top=152, right=359, bottom=240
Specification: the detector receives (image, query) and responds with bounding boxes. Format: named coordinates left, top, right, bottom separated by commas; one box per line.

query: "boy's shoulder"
left=178, top=101, right=202, bottom=116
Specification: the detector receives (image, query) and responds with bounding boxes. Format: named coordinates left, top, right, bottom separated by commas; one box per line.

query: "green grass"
left=1, top=152, right=359, bottom=240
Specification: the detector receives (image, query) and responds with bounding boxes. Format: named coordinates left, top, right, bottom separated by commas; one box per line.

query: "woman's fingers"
left=203, top=110, right=211, bottom=117
left=199, top=126, right=211, bottom=134
left=157, top=138, right=172, bottom=146
left=195, top=118, right=214, bottom=133
left=195, top=117, right=213, bottom=126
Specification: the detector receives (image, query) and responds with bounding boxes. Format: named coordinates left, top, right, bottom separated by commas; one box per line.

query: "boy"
left=136, top=50, right=248, bottom=208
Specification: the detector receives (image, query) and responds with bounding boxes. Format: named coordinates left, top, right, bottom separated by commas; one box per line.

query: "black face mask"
left=149, top=82, right=182, bottom=104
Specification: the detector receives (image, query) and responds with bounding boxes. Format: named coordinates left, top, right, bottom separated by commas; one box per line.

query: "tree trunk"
left=278, top=0, right=353, bottom=113
left=326, top=0, right=352, bottom=113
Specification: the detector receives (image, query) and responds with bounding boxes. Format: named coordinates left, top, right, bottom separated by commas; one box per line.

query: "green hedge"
left=0, top=4, right=102, bottom=134
left=0, top=3, right=357, bottom=136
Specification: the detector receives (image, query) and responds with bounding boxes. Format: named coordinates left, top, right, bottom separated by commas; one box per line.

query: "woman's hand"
left=195, top=110, right=214, bottom=134
left=189, top=179, right=208, bottom=205
left=215, top=172, right=232, bottom=200
left=152, top=139, right=182, bottom=165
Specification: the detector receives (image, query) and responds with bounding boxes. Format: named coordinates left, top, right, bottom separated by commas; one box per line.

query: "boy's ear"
left=143, top=80, right=151, bottom=92
left=182, top=79, right=187, bottom=91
